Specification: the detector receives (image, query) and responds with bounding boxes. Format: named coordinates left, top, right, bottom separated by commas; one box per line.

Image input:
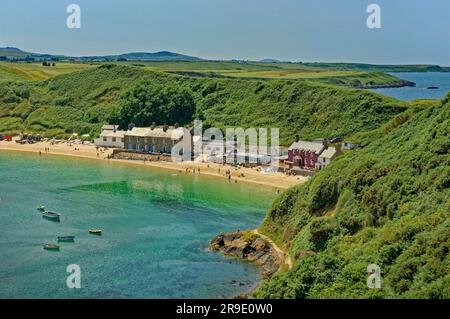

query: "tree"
left=118, top=80, right=196, bottom=128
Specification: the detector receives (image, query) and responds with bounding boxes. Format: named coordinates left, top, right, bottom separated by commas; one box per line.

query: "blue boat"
left=57, top=236, right=74, bottom=242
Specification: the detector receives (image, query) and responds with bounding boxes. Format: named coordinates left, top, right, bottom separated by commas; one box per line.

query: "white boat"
left=89, top=228, right=102, bottom=235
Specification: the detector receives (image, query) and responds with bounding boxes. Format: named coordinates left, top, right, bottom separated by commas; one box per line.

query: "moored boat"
left=37, top=205, right=45, bottom=212
left=43, top=243, right=60, bottom=251
left=42, top=211, right=61, bottom=222
left=89, top=228, right=102, bottom=235
left=57, top=236, right=75, bottom=242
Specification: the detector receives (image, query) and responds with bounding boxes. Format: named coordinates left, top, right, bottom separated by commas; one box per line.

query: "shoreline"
left=210, top=229, right=293, bottom=299
left=0, top=141, right=306, bottom=190
left=1, top=140, right=295, bottom=299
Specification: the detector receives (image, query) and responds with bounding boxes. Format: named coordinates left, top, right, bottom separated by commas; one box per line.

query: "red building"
left=286, top=139, right=327, bottom=169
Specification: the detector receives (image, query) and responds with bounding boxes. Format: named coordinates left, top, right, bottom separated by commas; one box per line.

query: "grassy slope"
left=0, top=61, right=412, bottom=88
left=0, top=65, right=408, bottom=144
left=256, top=94, right=450, bottom=298
left=0, top=62, right=93, bottom=81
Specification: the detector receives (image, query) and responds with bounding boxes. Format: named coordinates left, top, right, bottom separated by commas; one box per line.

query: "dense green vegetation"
left=0, top=64, right=408, bottom=144
left=256, top=94, right=450, bottom=298
left=117, top=80, right=196, bottom=127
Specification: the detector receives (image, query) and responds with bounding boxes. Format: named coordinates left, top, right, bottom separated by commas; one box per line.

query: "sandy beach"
left=0, top=141, right=307, bottom=190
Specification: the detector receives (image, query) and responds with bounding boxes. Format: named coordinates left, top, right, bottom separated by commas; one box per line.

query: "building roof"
left=101, top=124, right=118, bottom=131
left=126, top=126, right=184, bottom=139
left=100, top=130, right=125, bottom=138
left=288, top=141, right=325, bottom=154
left=320, top=147, right=338, bottom=159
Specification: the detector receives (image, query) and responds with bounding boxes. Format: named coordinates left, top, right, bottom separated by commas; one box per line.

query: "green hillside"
left=0, top=65, right=408, bottom=145
left=0, top=60, right=413, bottom=88
left=256, top=94, right=450, bottom=298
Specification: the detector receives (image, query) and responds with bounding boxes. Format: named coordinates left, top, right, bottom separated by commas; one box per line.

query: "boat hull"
left=43, top=244, right=60, bottom=251
left=42, top=211, right=61, bottom=222
left=89, top=229, right=102, bottom=235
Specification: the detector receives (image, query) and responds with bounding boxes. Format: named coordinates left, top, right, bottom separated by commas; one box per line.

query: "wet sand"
left=0, top=141, right=307, bottom=189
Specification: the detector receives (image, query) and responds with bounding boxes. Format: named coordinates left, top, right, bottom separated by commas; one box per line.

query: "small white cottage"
left=94, top=125, right=125, bottom=148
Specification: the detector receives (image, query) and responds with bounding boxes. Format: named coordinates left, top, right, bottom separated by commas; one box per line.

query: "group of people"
left=184, top=167, right=201, bottom=174
left=283, top=168, right=297, bottom=176
left=38, top=147, right=51, bottom=156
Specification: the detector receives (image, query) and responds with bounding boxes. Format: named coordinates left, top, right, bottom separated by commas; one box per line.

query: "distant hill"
left=260, top=58, right=281, bottom=63
left=0, top=46, right=203, bottom=62
left=0, top=47, right=27, bottom=53
left=82, top=51, right=203, bottom=62
left=0, top=46, right=448, bottom=71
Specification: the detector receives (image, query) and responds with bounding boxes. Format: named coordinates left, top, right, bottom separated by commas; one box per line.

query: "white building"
left=94, top=125, right=125, bottom=148
left=342, top=141, right=358, bottom=150
left=124, top=126, right=184, bottom=153
left=316, top=147, right=339, bottom=169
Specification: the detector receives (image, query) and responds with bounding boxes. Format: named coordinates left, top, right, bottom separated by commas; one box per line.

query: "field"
left=0, top=62, right=93, bottom=81
left=0, top=60, right=409, bottom=88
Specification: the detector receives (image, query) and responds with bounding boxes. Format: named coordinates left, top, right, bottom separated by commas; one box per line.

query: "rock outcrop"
left=210, top=230, right=281, bottom=278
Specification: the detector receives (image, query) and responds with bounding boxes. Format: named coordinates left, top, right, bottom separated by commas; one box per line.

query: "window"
left=112, top=137, right=116, bottom=142
left=103, top=137, right=107, bottom=142
left=121, top=138, right=124, bottom=142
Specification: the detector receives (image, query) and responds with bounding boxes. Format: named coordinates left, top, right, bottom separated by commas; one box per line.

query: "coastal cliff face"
left=354, top=79, right=416, bottom=89
left=210, top=231, right=281, bottom=278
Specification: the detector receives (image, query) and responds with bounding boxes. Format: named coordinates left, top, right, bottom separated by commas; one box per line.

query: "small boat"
left=42, top=211, right=61, bottom=222
left=43, top=243, right=60, bottom=251
left=57, top=236, right=75, bottom=242
left=89, top=228, right=102, bottom=235
left=36, top=205, right=45, bottom=212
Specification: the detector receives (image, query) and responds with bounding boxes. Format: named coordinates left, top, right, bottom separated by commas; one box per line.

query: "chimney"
left=163, top=125, right=169, bottom=132
left=113, top=125, right=116, bottom=133
left=322, top=138, right=328, bottom=148
left=128, top=123, right=135, bottom=131
left=295, top=135, right=300, bottom=143
left=151, top=122, right=156, bottom=130
left=174, top=123, right=179, bottom=129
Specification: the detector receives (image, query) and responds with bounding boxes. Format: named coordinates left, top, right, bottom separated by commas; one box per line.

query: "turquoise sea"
left=0, top=151, right=276, bottom=298
left=370, top=72, right=450, bottom=101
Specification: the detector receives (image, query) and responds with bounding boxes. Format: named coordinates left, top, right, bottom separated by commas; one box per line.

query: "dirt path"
left=252, top=229, right=293, bottom=270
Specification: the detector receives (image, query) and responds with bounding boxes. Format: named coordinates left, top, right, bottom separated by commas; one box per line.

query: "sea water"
left=370, top=72, right=450, bottom=101
left=0, top=151, right=276, bottom=298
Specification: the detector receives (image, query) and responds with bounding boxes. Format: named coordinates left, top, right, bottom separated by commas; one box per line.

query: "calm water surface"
left=0, top=151, right=276, bottom=298
left=370, top=72, right=450, bottom=101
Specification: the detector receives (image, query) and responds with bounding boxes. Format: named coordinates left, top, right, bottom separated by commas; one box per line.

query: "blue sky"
left=1, top=0, right=449, bottom=65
